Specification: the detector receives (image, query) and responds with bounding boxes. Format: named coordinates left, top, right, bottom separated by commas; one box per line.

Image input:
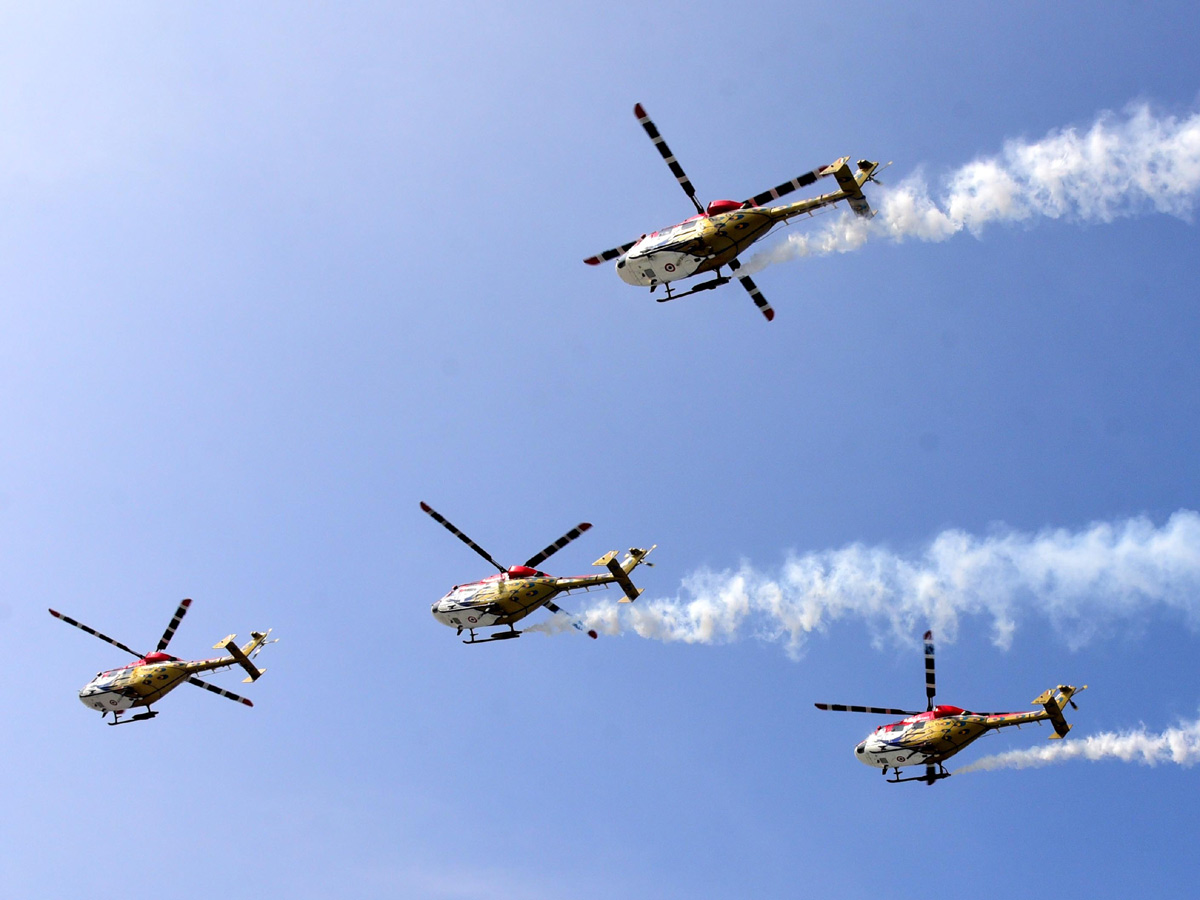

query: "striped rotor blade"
left=524, top=522, right=593, bottom=569
left=744, top=163, right=836, bottom=208
left=634, top=103, right=704, bottom=215
left=584, top=241, right=637, bottom=266
left=815, top=704, right=921, bottom=716
left=187, top=676, right=253, bottom=707
left=48, top=609, right=143, bottom=658
left=156, top=598, right=193, bottom=652
left=924, top=630, right=936, bottom=710
left=420, top=501, right=507, bottom=573
left=728, top=258, right=774, bottom=322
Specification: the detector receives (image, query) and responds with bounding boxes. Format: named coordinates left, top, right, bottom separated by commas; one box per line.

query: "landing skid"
left=462, top=625, right=522, bottom=645
left=884, top=763, right=951, bottom=785
left=105, top=709, right=159, bottom=726
left=653, top=275, right=731, bottom=302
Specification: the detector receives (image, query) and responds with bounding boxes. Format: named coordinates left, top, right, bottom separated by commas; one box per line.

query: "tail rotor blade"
left=49, top=609, right=143, bottom=658
left=634, top=103, right=704, bottom=215
left=187, top=675, right=253, bottom=707
left=924, top=630, right=936, bottom=710
left=156, top=598, right=192, bottom=652
left=728, top=258, right=774, bottom=322
left=815, top=704, right=922, bottom=716
left=420, top=502, right=507, bottom=573
left=524, top=523, right=592, bottom=569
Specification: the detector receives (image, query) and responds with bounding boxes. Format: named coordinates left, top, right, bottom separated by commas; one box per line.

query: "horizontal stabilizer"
left=1033, top=684, right=1086, bottom=738
left=832, top=159, right=877, bottom=217
left=593, top=546, right=655, bottom=602
left=605, top=554, right=641, bottom=602
left=214, top=632, right=268, bottom=682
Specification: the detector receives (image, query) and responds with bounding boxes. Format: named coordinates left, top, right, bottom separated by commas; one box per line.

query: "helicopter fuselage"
left=431, top=566, right=615, bottom=631
left=616, top=205, right=778, bottom=288
left=78, top=651, right=256, bottom=713
left=853, top=706, right=997, bottom=770
left=853, top=696, right=1080, bottom=773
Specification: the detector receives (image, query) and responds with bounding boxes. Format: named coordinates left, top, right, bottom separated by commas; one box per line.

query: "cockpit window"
left=445, top=585, right=481, bottom=604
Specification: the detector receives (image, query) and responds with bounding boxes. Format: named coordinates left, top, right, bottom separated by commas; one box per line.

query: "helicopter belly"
left=432, top=605, right=502, bottom=630
left=858, top=742, right=934, bottom=770
left=79, top=687, right=136, bottom=712
left=617, top=250, right=703, bottom=287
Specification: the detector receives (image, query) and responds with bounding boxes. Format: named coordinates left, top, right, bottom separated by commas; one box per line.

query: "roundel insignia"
left=664, top=263, right=676, bottom=272
left=467, top=615, right=478, bottom=623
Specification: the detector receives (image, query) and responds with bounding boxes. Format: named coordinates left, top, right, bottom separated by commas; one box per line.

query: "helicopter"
left=585, top=103, right=883, bottom=321
left=422, top=501, right=655, bottom=645
left=815, top=631, right=1086, bottom=784
left=49, top=599, right=274, bottom=725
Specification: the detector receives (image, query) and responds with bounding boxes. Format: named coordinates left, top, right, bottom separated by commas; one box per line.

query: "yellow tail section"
left=831, top=159, right=879, bottom=217
left=1032, top=684, right=1087, bottom=739
left=214, top=630, right=272, bottom=682
left=593, top=546, right=656, bottom=602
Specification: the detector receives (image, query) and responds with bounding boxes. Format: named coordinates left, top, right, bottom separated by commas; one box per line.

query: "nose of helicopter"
left=855, top=740, right=875, bottom=765
left=616, top=255, right=642, bottom=286
left=78, top=682, right=103, bottom=709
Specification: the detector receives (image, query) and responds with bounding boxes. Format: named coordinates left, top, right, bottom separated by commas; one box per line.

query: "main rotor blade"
left=49, top=609, right=143, bottom=658
left=728, top=258, right=774, bottom=322
left=187, top=675, right=253, bottom=707
left=634, top=103, right=704, bottom=215
left=584, top=241, right=637, bottom=266
left=524, top=522, right=592, bottom=569
left=924, top=630, right=936, bottom=710
left=814, top=704, right=922, bottom=716
left=420, top=501, right=507, bottom=573
left=157, top=598, right=192, bottom=652
left=743, top=163, right=837, bottom=208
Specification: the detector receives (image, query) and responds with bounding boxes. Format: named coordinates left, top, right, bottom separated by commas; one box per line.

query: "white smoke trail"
left=955, top=715, right=1200, bottom=774
left=525, top=510, right=1200, bottom=656
left=741, top=102, right=1200, bottom=274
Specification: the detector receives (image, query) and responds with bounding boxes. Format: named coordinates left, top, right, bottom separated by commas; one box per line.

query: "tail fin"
left=1032, top=684, right=1087, bottom=739
left=214, top=630, right=273, bottom=683
left=832, top=159, right=879, bottom=217
left=593, top=545, right=656, bottom=603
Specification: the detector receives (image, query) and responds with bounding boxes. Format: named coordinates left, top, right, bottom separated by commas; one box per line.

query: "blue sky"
left=3, top=2, right=1200, bottom=898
